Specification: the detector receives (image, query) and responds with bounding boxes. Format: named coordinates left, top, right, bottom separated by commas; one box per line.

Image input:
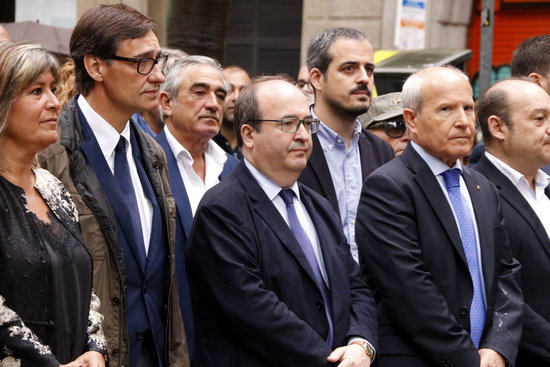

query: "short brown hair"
left=70, top=4, right=156, bottom=96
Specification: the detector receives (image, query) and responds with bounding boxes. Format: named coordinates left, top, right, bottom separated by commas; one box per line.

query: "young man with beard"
left=299, top=27, right=394, bottom=263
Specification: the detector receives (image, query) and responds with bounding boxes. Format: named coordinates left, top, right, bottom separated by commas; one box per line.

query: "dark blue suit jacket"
left=154, top=130, right=238, bottom=357
left=298, top=129, right=394, bottom=216
left=474, top=155, right=550, bottom=366
left=356, top=145, right=523, bottom=367
left=186, top=162, right=378, bottom=367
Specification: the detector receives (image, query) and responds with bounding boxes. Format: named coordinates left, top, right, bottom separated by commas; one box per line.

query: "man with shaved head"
left=474, top=78, right=550, bottom=366
left=356, top=66, right=522, bottom=367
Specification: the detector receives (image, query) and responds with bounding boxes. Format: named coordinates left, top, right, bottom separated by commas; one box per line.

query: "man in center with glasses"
left=38, top=4, right=188, bottom=367
left=186, top=75, right=378, bottom=367
left=360, top=92, right=410, bottom=156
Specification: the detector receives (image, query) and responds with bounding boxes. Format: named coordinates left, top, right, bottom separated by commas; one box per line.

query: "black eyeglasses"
left=369, top=120, right=407, bottom=138
left=110, top=54, right=168, bottom=75
left=249, top=117, right=320, bottom=134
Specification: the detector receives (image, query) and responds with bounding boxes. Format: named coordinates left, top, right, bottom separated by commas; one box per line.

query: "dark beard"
left=325, top=95, right=370, bottom=121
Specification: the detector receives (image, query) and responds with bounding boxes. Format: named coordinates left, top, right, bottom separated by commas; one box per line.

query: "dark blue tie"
left=441, top=169, right=486, bottom=348
left=114, top=136, right=144, bottom=246
left=279, top=189, right=334, bottom=347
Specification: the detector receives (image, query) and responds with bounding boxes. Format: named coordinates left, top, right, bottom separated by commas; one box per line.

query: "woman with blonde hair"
left=0, top=42, right=106, bottom=367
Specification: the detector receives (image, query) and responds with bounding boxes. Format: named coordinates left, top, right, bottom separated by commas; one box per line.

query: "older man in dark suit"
left=154, top=55, right=238, bottom=357
left=186, top=75, right=378, bottom=367
left=356, top=66, right=523, bottom=367
left=474, top=78, right=550, bottom=366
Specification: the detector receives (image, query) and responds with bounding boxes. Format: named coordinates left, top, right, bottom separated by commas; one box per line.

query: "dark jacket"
left=37, top=97, right=189, bottom=367
left=356, top=145, right=523, bottom=367
left=187, top=162, right=378, bottom=367
left=299, top=129, right=394, bottom=216
left=0, top=168, right=106, bottom=366
left=474, top=155, right=550, bottom=366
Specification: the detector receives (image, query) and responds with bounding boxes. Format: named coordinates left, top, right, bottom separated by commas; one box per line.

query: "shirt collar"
left=164, top=126, right=228, bottom=166
left=485, top=151, right=550, bottom=190
left=244, top=159, right=300, bottom=201
left=311, top=106, right=362, bottom=150
left=411, top=141, right=463, bottom=176
left=78, top=95, right=131, bottom=158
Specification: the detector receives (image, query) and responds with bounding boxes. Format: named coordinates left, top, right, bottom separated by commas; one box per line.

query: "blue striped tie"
left=441, top=169, right=486, bottom=348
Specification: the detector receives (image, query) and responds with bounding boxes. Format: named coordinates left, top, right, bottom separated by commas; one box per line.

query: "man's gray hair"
left=402, top=66, right=469, bottom=111
left=159, top=55, right=228, bottom=121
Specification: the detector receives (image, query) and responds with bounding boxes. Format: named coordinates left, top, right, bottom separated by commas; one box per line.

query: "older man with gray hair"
left=154, top=55, right=238, bottom=357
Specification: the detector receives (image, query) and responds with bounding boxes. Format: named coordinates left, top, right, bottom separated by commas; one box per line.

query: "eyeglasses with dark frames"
left=249, top=117, right=320, bottom=134
left=110, top=54, right=168, bottom=75
left=368, top=120, right=407, bottom=138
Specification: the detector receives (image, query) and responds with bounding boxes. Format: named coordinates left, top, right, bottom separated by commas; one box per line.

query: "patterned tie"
left=279, top=189, right=334, bottom=347
left=441, top=169, right=486, bottom=348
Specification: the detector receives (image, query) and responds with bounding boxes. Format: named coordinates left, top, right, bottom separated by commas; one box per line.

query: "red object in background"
left=467, top=0, right=550, bottom=78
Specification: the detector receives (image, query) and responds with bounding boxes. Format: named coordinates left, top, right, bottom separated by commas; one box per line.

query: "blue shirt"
left=315, top=114, right=363, bottom=263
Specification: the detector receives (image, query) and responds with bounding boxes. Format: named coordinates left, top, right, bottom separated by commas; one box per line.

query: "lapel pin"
left=476, top=185, right=481, bottom=191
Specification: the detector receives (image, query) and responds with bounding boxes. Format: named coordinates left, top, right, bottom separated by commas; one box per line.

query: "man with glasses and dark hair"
left=186, top=75, right=378, bottom=367
left=38, top=4, right=189, bottom=367
left=360, top=92, right=410, bottom=156
left=299, top=27, right=394, bottom=263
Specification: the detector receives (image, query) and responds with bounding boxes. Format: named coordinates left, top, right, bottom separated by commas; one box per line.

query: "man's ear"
left=83, top=55, right=104, bottom=82
left=240, top=124, right=256, bottom=150
left=487, top=115, right=507, bottom=142
left=403, top=108, right=417, bottom=134
left=159, top=91, right=173, bottom=118
left=309, top=68, right=323, bottom=92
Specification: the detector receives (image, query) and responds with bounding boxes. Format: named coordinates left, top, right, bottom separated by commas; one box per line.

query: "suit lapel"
left=155, top=131, right=194, bottom=236
left=477, top=156, right=550, bottom=257
left=79, top=116, right=147, bottom=272
left=403, top=146, right=468, bottom=265
left=462, top=167, right=495, bottom=291
left=234, top=164, right=323, bottom=289
left=307, top=134, right=339, bottom=214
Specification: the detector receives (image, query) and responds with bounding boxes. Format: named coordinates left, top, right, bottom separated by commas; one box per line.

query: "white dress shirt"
left=78, top=95, right=153, bottom=254
left=164, top=126, right=228, bottom=216
left=485, top=152, right=550, bottom=238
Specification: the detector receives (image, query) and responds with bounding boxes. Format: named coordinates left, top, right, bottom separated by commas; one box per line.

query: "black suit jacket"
left=186, top=162, right=378, bottom=367
left=474, top=155, right=550, bottom=366
left=299, top=129, right=394, bottom=215
left=356, top=145, right=522, bottom=367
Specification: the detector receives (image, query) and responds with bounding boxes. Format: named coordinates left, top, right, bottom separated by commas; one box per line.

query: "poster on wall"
left=394, top=0, right=427, bottom=50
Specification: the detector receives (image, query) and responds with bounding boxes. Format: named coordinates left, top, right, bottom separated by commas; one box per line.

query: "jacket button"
left=143, top=285, right=148, bottom=293
left=459, top=307, right=469, bottom=317
left=136, top=331, right=144, bottom=341
left=112, top=348, right=120, bottom=357
left=111, top=297, right=120, bottom=305
left=316, top=301, right=324, bottom=310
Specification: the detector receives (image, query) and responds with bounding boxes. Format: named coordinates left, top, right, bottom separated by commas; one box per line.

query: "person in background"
left=38, top=4, right=188, bottom=366
left=474, top=77, right=550, bottom=366
left=213, top=65, right=251, bottom=158
left=56, top=58, right=77, bottom=109
left=469, top=34, right=550, bottom=172
left=187, top=75, right=377, bottom=367
left=155, top=55, right=239, bottom=358
left=299, top=27, right=394, bottom=263
left=356, top=66, right=522, bottom=367
left=0, top=42, right=106, bottom=367
left=133, top=47, right=187, bottom=137
left=296, top=64, right=314, bottom=104
left=359, top=92, right=409, bottom=156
